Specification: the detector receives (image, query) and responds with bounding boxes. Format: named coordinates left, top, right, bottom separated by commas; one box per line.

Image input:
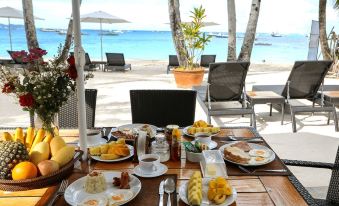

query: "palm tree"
left=238, top=0, right=261, bottom=61
left=334, top=0, right=339, bottom=9
left=22, top=0, right=39, bottom=49
left=168, top=0, right=188, bottom=66
left=227, top=0, right=237, bottom=61
left=319, top=0, right=332, bottom=60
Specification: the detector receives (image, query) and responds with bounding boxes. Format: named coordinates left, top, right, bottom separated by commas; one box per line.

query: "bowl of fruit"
left=0, top=127, right=82, bottom=191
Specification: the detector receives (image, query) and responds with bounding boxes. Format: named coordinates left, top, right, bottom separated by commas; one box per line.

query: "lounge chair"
left=193, top=62, right=256, bottom=128
left=104, top=53, right=131, bottom=72
left=70, top=52, right=97, bottom=71
left=200, top=55, right=216, bottom=68
left=282, top=146, right=339, bottom=205
left=167, top=55, right=179, bottom=74
left=130, top=90, right=196, bottom=127
left=281, top=60, right=338, bottom=132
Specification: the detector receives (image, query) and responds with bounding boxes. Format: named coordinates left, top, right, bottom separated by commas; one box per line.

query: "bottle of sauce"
left=171, top=128, right=181, bottom=161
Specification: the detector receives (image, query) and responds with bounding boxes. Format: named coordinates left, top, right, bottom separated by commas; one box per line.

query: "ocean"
left=0, top=26, right=309, bottom=64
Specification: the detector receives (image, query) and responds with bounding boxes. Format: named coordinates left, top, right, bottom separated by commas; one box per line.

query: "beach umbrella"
left=72, top=0, right=88, bottom=159
left=0, top=6, right=44, bottom=51
left=80, top=11, right=129, bottom=61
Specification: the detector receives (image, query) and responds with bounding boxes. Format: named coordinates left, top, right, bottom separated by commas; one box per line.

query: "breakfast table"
left=0, top=127, right=308, bottom=206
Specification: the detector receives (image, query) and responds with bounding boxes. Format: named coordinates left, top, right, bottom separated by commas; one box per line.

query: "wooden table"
left=0, top=127, right=307, bottom=206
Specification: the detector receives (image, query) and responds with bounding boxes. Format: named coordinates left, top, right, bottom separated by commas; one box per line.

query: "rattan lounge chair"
left=282, top=146, right=339, bottom=205
left=70, top=52, right=97, bottom=71
left=167, top=55, right=179, bottom=74
left=193, top=62, right=256, bottom=128
left=200, top=55, right=216, bottom=68
left=281, top=60, right=338, bottom=132
left=130, top=90, right=196, bottom=127
left=104, top=53, right=131, bottom=72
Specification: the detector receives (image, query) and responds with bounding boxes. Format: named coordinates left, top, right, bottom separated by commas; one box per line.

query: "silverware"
left=164, top=178, right=175, bottom=206
left=228, top=135, right=263, bottom=142
left=220, top=139, right=263, bottom=143
left=49, top=179, right=68, bottom=206
left=159, top=180, right=165, bottom=206
left=238, top=165, right=286, bottom=173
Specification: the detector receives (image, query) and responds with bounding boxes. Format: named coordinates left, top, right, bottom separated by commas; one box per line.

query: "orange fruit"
left=12, top=161, right=38, bottom=180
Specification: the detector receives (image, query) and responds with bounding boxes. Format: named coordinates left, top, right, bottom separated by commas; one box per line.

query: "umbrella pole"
left=8, top=18, right=12, bottom=51
left=100, top=19, right=103, bottom=62
left=72, top=0, right=88, bottom=159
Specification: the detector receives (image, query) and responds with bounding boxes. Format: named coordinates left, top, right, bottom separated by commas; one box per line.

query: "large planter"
left=173, top=68, right=204, bottom=88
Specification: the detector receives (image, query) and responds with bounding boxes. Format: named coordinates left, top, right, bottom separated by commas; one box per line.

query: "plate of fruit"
left=89, top=138, right=134, bottom=162
left=179, top=171, right=237, bottom=206
left=0, top=127, right=82, bottom=191
left=183, top=120, right=221, bottom=137
left=65, top=171, right=141, bottom=206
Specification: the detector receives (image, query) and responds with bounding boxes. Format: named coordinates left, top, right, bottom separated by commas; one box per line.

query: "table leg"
left=269, top=104, right=273, bottom=116
left=281, top=103, right=285, bottom=125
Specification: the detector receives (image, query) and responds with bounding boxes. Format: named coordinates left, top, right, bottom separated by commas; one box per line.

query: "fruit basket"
left=0, top=150, right=83, bottom=191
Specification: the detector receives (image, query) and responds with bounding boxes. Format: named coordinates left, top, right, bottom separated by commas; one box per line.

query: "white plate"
left=133, top=163, right=168, bottom=178
left=219, top=142, right=276, bottom=166
left=117, top=124, right=157, bottom=137
left=91, top=145, right=134, bottom=162
left=191, top=140, right=218, bottom=150
left=179, top=178, right=237, bottom=206
left=76, top=137, right=107, bottom=148
left=64, top=171, right=142, bottom=206
left=183, top=126, right=220, bottom=138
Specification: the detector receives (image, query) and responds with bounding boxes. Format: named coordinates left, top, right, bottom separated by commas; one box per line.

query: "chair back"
left=200, top=55, right=216, bottom=67
left=106, top=53, right=125, bottom=66
left=7, top=50, right=28, bottom=64
left=130, top=90, right=196, bottom=127
left=70, top=52, right=91, bottom=65
left=207, top=62, right=250, bottom=101
left=281, top=61, right=332, bottom=99
left=58, top=89, right=97, bottom=128
left=326, top=146, right=339, bottom=205
left=169, top=55, right=179, bottom=67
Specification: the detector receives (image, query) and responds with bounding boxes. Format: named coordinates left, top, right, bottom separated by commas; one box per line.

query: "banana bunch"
left=187, top=171, right=202, bottom=205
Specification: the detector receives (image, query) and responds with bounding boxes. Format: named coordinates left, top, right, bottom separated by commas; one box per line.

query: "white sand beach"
left=1, top=60, right=339, bottom=198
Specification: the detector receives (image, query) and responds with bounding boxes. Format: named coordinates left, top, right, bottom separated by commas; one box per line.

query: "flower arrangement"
left=0, top=48, right=77, bottom=133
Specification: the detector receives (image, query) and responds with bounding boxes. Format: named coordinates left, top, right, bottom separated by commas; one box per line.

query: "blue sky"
left=0, top=0, right=338, bottom=34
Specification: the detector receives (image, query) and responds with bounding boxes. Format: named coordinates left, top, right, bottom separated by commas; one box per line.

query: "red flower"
left=11, top=50, right=28, bottom=63
left=2, top=83, right=15, bottom=93
left=67, top=55, right=75, bottom=66
left=29, top=48, right=47, bottom=57
left=67, top=65, right=78, bottom=80
left=19, top=93, right=35, bottom=108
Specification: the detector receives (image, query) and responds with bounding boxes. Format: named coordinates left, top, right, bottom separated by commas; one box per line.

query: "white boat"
left=57, top=30, right=67, bottom=35
left=271, top=32, right=282, bottom=37
left=40, top=28, right=58, bottom=32
left=255, top=42, right=272, bottom=46
left=101, top=30, right=123, bottom=36
left=215, top=32, right=228, bottom=38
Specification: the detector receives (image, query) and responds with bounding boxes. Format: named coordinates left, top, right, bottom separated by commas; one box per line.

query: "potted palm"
left=173, top=6, right=212, bottom=88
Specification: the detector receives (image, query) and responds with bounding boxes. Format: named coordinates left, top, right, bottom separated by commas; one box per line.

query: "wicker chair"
left=167, top=55, right=179, bottom=74
left=200, top=55, right=216, bottom=68
left=130, top=90, right=197, bottom=127
left=193, top=62, right=256, bottom=128
left=104, top=53, right=131, bottom=72
left=283, top=146, right=339, bottom=206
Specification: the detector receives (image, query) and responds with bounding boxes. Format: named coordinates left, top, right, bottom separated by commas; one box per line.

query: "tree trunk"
left=238, top=0, right=261, bottom=61
left=55, top=19, right=73, bottom=64
left=22, top=0, right=39, bottom=50
left=319, top=0, right=332, bottom=60
left=168, top=0, right=188, bottom=66
left=227, top=0, right=237, bottom=61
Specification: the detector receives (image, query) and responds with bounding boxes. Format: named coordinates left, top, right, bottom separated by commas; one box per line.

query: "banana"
left=15, top=127, right=25, bottom=144
left=43, top=131, right=53, bottom=143
left=25, top=127, right=35, bottom=149
left=2, top=132, right=13, bottom=141
left=30, top=128, right=45, bottom=153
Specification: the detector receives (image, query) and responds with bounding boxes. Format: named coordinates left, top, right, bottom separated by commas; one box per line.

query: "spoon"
left=164, top=178, right=175, bottom=206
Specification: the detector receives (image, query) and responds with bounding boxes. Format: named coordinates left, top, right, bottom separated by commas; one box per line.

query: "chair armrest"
left=282, top=159, right=334, bottom=169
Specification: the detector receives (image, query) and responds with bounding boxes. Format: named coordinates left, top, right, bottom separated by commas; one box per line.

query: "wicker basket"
left=0, top=150, right=83, bottom=191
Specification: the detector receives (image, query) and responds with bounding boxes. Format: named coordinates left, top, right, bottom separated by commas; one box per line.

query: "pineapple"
left=0, top=141, right=29, bottom=179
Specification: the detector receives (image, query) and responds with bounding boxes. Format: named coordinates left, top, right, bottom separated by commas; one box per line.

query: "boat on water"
left=57, top=30, right=67, bottom=35
left=208, top=32, right=228, bottom=38
left=101, top=30, right=124, bottom=36
left=255, top=42, right=272, bottom=46
left=40, top=28, right=58, bottom=32
left=271, top=32, right=283, bottom=37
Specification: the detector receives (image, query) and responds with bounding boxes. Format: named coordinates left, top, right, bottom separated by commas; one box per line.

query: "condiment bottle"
left=171, top=128, right=181, bottom=161
left=151, top=133, right=170, bottom=162
left=165, top=125, right=179, bottom=145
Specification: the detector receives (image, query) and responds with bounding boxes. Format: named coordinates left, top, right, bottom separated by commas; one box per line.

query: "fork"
left=49, top=179, right=69, bottom=206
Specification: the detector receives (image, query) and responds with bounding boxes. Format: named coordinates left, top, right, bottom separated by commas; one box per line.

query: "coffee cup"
left=138, top=154, right=160, bottom=174
left=194, top=132, right=212, bottom=144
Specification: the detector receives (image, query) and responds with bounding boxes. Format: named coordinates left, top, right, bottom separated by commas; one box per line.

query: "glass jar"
left=151, top=133, right=170, bottom=162
left=165, top=125, right=179, bottom=144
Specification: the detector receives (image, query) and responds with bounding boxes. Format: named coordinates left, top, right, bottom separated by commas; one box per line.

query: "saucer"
left=133, top=163, right=168, bottom=178
left=191, top=140, right=218, bottom=150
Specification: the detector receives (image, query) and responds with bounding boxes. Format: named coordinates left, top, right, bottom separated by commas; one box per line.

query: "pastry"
left=84, top=172, right=107, bottom=194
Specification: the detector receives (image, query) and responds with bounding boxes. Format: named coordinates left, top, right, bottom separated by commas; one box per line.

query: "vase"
left=34, top=113, right=59, bottom=133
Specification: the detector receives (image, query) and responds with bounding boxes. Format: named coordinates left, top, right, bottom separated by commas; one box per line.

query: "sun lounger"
left=167, top=55, right=179, bottom=74
left=193, top=62, right=256, bottom=128
left=200, top=55, right=216, bottom=68
left=104, top=53, right=131, bottom=72
left=70, top=52, right=97, bottom=71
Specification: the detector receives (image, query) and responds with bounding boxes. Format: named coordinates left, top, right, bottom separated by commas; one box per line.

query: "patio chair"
left=70, top=52, right=97, bottom=71
left=129, top=90, right=196, bottom=127
left=58, top=89, right=97, bottom=128
left=104, top=53, right=131, bottom=72
left=193, top=62, right=256, bottom=128
left=281, top=60, right=338, bottom=132
left=200, top=55, right=216, bottom=68
left=282, top=146, right=339, bottom=205
left=167, top=55, right=179, bottom=74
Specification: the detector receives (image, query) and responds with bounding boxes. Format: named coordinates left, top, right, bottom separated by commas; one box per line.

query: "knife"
left=159, top=180, right=164, bottom=206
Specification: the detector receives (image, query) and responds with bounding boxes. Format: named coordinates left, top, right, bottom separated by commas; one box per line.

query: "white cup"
left=195, top=132, right=212, bottom=144
left=138, top=154, right=160, bottom=174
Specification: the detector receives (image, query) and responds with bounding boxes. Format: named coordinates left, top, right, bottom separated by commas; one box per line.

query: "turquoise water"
left=0, top=26, right=309, bottom=64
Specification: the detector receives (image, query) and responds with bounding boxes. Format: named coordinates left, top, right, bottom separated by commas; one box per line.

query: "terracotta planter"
left=173, top=68, right=204, bottom=88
